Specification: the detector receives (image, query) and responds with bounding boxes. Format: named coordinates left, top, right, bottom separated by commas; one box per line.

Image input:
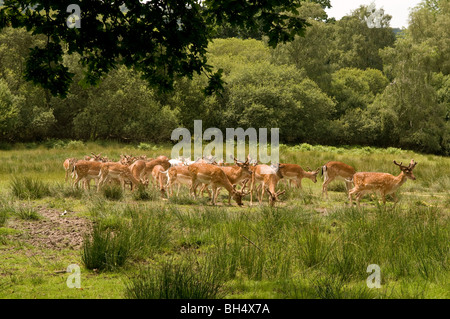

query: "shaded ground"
left=7, top=207, right=91, bottom=251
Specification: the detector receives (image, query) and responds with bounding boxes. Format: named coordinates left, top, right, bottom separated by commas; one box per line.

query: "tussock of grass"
left=101, top=184, right=124, bottom=201
left=14, top=205, right=41, bottom=221
left=10, top=176, right=51, bottom=199
left=124, top=258, right=225, bottom=299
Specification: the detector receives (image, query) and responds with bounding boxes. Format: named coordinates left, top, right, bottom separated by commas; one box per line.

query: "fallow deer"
left=321, top=161, right=356, bottom=199
left=347, top=159, right=418, bottom=208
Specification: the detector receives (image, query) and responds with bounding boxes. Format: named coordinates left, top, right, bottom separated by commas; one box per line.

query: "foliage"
left=0, top=1, right=449, bottom=154
left=0, top=0, right=310, bottom=97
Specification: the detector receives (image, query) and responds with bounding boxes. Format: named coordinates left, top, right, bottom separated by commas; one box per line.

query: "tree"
left=329, top=67, right=389, bottom=117
left=373, top=37, right=447, bottom=154
left=0, top=79, right=21, bottom=141
left=271, top=3, right=334, bottom=90
left=331, top=5, right=396, bottom=71
left=0, top=0, right=311, bottom=97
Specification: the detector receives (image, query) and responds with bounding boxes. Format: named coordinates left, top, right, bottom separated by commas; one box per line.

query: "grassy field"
left=0, top=141, right=449, bottom=299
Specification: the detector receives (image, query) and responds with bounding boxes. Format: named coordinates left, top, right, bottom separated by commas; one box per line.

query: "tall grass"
left=10, top=176, right=51, bottom=199
left=124, top=257, right=225, bottom=299
left=1, top=142, right=449, bottom=298
left=81, top=222, right=131, bottom=271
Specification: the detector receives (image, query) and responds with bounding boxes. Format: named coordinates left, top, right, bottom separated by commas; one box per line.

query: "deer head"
left=265, top=187, right=286, bottom=207
left=393, top=159, right=417, bottom=180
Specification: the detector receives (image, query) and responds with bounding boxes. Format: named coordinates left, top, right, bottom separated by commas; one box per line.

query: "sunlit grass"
left=0, top=141, right=448, bottom=299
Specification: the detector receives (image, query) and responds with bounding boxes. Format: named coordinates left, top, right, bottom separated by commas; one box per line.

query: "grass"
left=124, top=257, right=225, bottom=299
left=0, top=141, right=448, bottom=299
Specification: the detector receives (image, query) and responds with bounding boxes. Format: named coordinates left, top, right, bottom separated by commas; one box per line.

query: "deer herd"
left=63, top=152, right=418, bottom=208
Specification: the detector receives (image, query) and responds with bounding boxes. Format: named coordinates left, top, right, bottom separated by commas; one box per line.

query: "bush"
left=137, top=142, right=160, bottom=151
left=43, top=139, right=67, bottom=149
left=65, top=140, right=86, bottom=150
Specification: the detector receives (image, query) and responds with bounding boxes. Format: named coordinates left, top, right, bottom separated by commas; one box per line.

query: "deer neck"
left=394, top=172, right=409, bottom=188
left=303, top=171, right=316, bottom=180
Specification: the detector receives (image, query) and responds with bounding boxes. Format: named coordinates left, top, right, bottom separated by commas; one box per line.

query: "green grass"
left=0, top=142, right=448, bottom=299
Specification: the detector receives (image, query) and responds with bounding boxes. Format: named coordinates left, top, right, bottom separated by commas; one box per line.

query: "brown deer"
left=63, top=158, right=78, bottom=183
left=97, top=162, right=142, bottom=192
left=348, top=159, right=418, bottom=208
left=188, top=163, right=249, bottom=206
left=263, top=173, right=286, bottom=207
left=249, top=163, right=285, bottom=205
left=321, top=161, right=356, bottom=199
left=279, top=164, right=320, bottom=189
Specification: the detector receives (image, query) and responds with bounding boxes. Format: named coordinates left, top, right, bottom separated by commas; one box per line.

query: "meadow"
left=0, top=141, right=449, bottom=299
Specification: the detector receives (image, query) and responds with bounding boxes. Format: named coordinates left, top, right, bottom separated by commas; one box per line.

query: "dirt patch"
left=7, top=206, right=92, bottom=251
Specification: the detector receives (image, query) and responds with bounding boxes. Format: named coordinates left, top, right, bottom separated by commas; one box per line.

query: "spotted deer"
left=347, top=160, right=418, bottom=208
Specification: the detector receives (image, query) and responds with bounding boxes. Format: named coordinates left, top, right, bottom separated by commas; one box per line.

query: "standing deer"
left=321, top=161, right=356, bottom=199
left=348, top=159, right=418, bottom=208
left=63, top=158, right=78, bottom=183
left=188, top=163, right=249, bottom=206
left=279, top=164, right=320, bottom=189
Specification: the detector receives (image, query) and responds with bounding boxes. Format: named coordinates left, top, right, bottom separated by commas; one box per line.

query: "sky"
left=325, top=0, right=424, bottom=28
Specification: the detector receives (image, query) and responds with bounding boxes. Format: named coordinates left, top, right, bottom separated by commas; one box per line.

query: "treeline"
left=0, top=2, right=449, bottom=154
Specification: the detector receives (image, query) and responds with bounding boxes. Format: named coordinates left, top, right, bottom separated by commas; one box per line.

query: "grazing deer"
left=279, top=164, right=320, bottom=189
left=348, top=159, right=418, bottom=208
left=321, top=161, right=356, bottom=199
left=264, top=173, right=286, bottom=207
left=129, top=156, right=170, bottom=187
left=188, top=163, right=249, bottom=206
left=249, top=163, right=285, bottom=205
left=143, top=156, right=170, bottom=185
left=209, top=156, right=254, bottom=204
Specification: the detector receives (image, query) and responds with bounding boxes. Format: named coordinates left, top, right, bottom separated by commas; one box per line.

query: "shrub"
left=137, top=142, right=160, bottom=151
left=65, top=140, right=86, bottom=150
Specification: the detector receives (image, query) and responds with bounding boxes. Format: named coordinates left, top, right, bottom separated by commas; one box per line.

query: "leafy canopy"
left=0, top=0, right=313, bottom=97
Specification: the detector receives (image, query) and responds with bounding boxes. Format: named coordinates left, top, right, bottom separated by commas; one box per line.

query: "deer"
left=164, top=165, right=194, bottom=198
left=63, top=158, right=78, bottom=183
left=347, top=159, right=418, bottom=208
left=97, top=162, right=142, bottom=192
left=214, top=156, right=254, bottom=204
left=72, top=160, right=103, bottom=190
left=249, top=163, right=285, bottom=205
left=84, top=153, right=103, bottom=162
left=188, top=163, right=249, bottom=206
left=321, top=161, right=356, bottom=199
left=129, top=156, right=169, bottom=188
left=279, top=164, right=320, bottom=189
left=151, top=164, right=169, bottom=198
left=263, top=173, right=286, bottom=207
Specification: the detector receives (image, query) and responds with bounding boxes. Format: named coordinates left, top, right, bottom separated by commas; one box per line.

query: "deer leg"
left=348, top=187, right=357, bottom=206
left=259, top=182, right=265, bottom=205
left=322, top=178, right=332, bottom=199
left=250, top=175, right=255, bottom=205
left=345, top=180, right=353, bottom=195
left=211, top=185, right=218, bottom=205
